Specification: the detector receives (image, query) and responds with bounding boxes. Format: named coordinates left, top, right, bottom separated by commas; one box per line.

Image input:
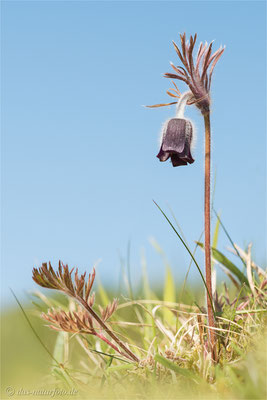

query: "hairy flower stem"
left=77, top=296, right=140, bottom=363
left=204, top=112, right=217, bottom=362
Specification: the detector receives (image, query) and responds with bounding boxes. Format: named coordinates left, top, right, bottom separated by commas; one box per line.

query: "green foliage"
left=154, top=354, right=200, bottom=380
left=153, top=201, right=216, bottom=317
left=211, top=212, right=220, bottom=269
left=196, top=242, right=249, bottom=286
left=97, top=278, right=110, bottom=306
left=52, top=332, right=74, bottom=388
left=163, top=267, right=176, bottom=324
left=3, top=235, right=267, bottom=400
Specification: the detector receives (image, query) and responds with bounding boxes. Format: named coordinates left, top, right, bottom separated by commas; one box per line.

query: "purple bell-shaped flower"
left=157, top=92, right=195, bottom=167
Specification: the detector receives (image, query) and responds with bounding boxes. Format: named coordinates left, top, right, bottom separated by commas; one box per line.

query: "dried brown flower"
left=32, top=261, right=139, bottom=363
left=32, top=261, right=96, bottom=304
left=148, top=33, right=225, bottom=114
left=43, top=307, right=96, bottom=335
left=164, top=33, right=225, bottom=114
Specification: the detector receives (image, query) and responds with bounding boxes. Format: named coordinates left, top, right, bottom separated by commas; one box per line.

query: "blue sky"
left=2, top=1, right=266, bottom=306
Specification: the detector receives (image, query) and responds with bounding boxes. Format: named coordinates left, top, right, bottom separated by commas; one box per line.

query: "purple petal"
left=157, top=146, right=170, bottom=162
left=157, top=118, right=195, bottom=167
left=162, top=119, right=187, bottom=153
left=170, top=155, right=187, bottom=166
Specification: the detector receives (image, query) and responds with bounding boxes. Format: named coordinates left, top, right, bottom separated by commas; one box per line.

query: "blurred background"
left=1, top=1, right=266, bottom=312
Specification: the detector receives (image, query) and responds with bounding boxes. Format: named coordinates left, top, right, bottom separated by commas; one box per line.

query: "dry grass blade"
left=197, top=315, right=204, bottom=345
left=228, top=243, right=267, bottom=278
left=152, top=305, right=175, bottom=342
left=246, top=243, right=256, bottom=296
left=117, top=299, right=198, bottom=312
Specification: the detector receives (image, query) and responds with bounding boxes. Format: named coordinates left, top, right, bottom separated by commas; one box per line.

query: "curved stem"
left=95, top=332, right=131, bottom=360
left=77, top=296, right=140, bottom=363
left=204, top=112, right=217, bottom=362
left=176, top=91, right=191, bottom=118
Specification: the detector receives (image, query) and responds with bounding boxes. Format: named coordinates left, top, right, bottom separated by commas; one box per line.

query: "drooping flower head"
left=157, top=92, right=195, bottom=167
left=157, top=118, right=194, bottom=167
left=148, top=33, right=225, bottom=167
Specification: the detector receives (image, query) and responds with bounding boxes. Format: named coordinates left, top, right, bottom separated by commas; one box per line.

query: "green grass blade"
left=164, top=266, right=176, bottom=304
left=150, top=238, right=176, bottom=323
left=153, top=200, right=215, bottom=318
left=236, top=308, right=267, bottom=314
left=81, top=336, right=131, bottom=363
left=11, top=289, right=75, bottom=387
left=154, top=354, right=200, bottom=380
left=163, top=266, right=176, bottom=324
left=118, top=251, right=132, bottom=298
left=98, top=279, right=110, bottom=306
left=196, top=243, right=249, bottom=286
left=141, top=249, right=158, bottom=350
left=179, top=230, right=204, bottom=303
left=141, top=249, right=152, bottom=300
left=52, top=368, right=73, bottom=388
left=212, top=212, right=220, bottom=269
left=106, top=364, right=135, bottom=373
left=213, top=209, right=246, bottom=269
left=167, top=205, right=189, bottom=246
left=211, top=168, right=217, bottom=209
left=126, top=240, right=134, bottom=300
left=53, top=331, right=68, bottom=364
left=10, top=288, right=59, bottom=365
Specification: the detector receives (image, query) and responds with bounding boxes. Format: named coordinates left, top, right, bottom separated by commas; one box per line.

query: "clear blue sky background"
left=2, top=1, right=266, bottom=307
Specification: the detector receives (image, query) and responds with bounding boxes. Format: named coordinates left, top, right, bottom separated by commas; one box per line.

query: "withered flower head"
left=157, top=118, right=194, bottom=167
left=165, top=33, right=225, bottom=114
left=32, top=261, right=140, bottom=363
left=43, top=298, right=118, bottom=335
left=32, top=261, right=96, bottom=304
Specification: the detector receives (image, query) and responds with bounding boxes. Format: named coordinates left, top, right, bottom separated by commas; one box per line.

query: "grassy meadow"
left=1, top=221, right=266, bottom=400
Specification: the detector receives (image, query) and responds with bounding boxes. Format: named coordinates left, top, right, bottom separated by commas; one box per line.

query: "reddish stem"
left=204, top=112, right=217, bottom=362
left=95, top=332, right=132, bottom=361
left=77, top=296, right=140, bottom=363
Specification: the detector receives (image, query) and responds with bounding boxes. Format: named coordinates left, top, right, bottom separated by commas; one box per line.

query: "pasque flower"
left=157, top=118, right=194, bottom=167
left=150, top=33, right=225, bottom=362
left=153, top=33, right=224, bottom=168
left=157, top=92, right=194, bottom=167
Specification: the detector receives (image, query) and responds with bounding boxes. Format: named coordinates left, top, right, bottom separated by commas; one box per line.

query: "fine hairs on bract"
left=158, top=91, right=197, bottom=154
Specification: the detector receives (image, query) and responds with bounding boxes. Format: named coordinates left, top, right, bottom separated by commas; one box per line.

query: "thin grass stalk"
left=204, top=112, right=217, bottom=361
left=77, top=296, right=140, bottom=363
